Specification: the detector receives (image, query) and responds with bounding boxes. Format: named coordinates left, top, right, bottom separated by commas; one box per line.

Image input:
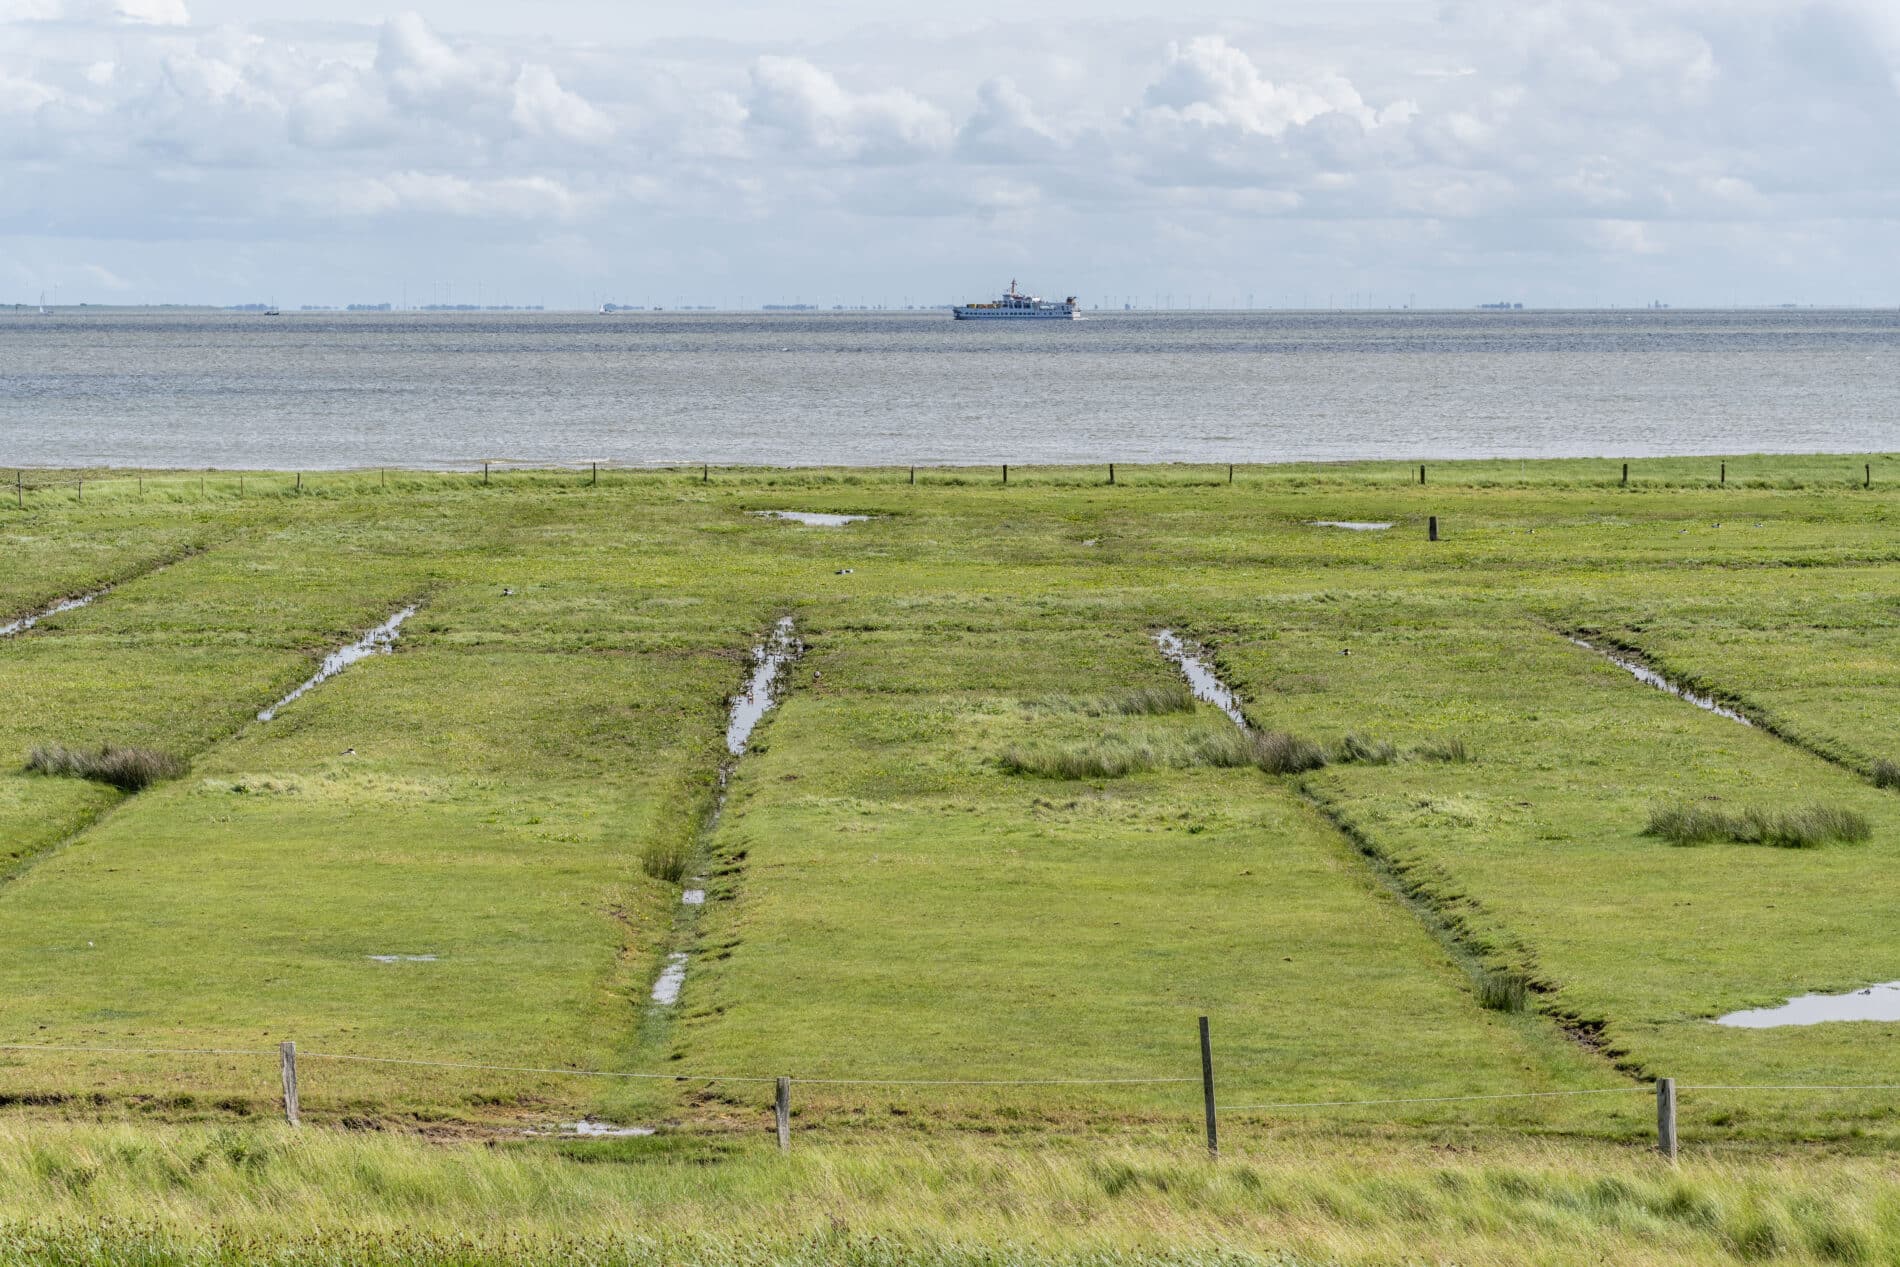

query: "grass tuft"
left=1475, top=969, right=1531, bottom=1013
left=1253, top=730, right=1328, bottom=775
left=1645, top=802, right=1871, bottom=848
left=1872, top=758, right=1900, bottom=790
left=23, top=744, right=187, bottom=792
left=640, top=837, right=693, bottom=883
left=1333, top=733, right=1398, bottom=765
left=1001, top=737, right=1163, bottom=780
left=1104, top=685, right=1196, bottom=716
left=1415, top=736, right=1473, bottom=763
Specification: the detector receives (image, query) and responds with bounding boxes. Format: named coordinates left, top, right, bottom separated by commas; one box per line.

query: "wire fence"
left=5, top=1034, right=1897, bottom=1159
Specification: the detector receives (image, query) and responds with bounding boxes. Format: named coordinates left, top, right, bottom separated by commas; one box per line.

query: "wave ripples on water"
left=5, top=310, right=1898, bottom=468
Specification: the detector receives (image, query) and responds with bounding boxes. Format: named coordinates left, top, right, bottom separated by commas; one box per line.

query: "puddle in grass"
left=1312, top=521, right=1393, bottom=531
left=651, top=952, right=689, bottom=1005
left=1154, top=630, right=1248, bottom=728
left=752, top=511, right=870, bottom=527
left=1716, top=981, right=1900, bottom=1027
left=1, top=590, right=106, bottom=638
left=726, top=616, right=802, bottom=756
left=682, top=888, right=706, bottom=905
left=260, top=606, right=416, bottom=722
left=366, top=954, right=437, bottom=963
left=1565, top=635, right=1752, bottom=726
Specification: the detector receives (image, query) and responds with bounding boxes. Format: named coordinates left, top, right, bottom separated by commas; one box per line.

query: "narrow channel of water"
left=1565, top=635, right=1753, bottom=726
left=259, top=606, right=416, bottom=722
left=651, top=616, right=802, bottom=1012
left=1312, top=521, right=1392, bottom=531
left=1153, top=629, right=1248, bottom=728
left=1716, top=981, right=1900, bottom=1027
left=0, top=590, right=106, bottom=638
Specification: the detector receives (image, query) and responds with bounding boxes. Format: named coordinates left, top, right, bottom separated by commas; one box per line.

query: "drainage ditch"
left=1153, top=626, right=1638, bottom=1076
left=259, top=606, right=417, bottom=722
left=646, top=616, right=802, bottom=1019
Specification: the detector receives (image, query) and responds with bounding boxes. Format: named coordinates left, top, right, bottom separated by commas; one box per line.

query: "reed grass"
left=1104, top=684, right=1196, bottom=716
left=1644, top=802, right=1872, bottom=848
left=22, top=743, right=187, bottom=792
left=1872, top=758, right=1900, bottom=790
left=3, top=1123, right=1900, bottom=1267
left=1475, top=969, right=1531, bottom=1013
left=1252, top=731, right=1328, bottom=775
left=1415, top=735, right=1473, bottom=763
left=1332, top=734, right=1397, bottom=765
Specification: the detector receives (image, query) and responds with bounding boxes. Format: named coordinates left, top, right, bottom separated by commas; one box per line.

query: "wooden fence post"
left=1002, top=464, right=1009, bottom=486
left=592, top=462, right=598, bottom=486
left=296, top=472, right=302, bottom=493
left=15, top=470, right=21, bottom=510
left=1719, top=461, right=1725, bottom=486
left=1108, top=463, right=1115, bottom=486
left=1621, top=462, right=1628, bottom=486
left=76, top=478, right=82, bottom=503
left=1656, top=1077, right=1676, bottom=1161
left=702, top=464, right=708, bottom=483
left=1419, top=464, right=1426, bottom=485
left=1228, top=463, right=1234, bottom=484
left=1428, top=515, right=1439, bottom=542
left=281, top=1041, right=301, bottom=1128
left=775, top=1076, right=791, bottom=1152
left=1867, top=463, right=1873, bottom=489
left=483, top=462, right=490, bottom=485
left=1199, top=1016, right=1218, bottom=1158
left=909, top=466, right=915, bottom=485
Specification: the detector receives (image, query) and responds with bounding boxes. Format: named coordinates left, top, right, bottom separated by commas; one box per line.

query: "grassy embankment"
left=1, top=457, right=1897, bottom=1262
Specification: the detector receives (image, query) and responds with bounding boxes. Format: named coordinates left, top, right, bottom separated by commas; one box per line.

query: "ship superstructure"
left=953, top=281, right=1079, bottom=320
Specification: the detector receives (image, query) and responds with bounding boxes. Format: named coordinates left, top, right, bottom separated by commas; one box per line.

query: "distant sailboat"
left=37, top=291, right=46, bottom=315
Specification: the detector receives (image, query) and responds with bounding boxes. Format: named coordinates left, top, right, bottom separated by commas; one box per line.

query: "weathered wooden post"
left=1108, top=463, right=1115, bottom=486
left=591, top=462, right=598, bottom=486
left=1622, top=462, right=1628, bottom=486
left=138, top=473, right=143, bottom=496
left=1867, top=463, right=1873, bottom=489
left=76, top=478, right=82, bottom=502
left=1419, top=464, right=1426, bottom=485
left=15, top=470, right=21, bottom=510
left=909, top=466, right=915, bottom=485
left=1002, top=464, right=1009, bottom=485
left=296, top=472, right=302, bottom=493
left=702, top=464, right=708, bottom=483
left=1228, top=463, right=1234, bottom=484
left=281, top=1041, right=301, bottom=1127
left=1656, top=1077, right=1676, bottom=1161
left=775, top=1077, right=791, bottom=1152
left=1199, top=1016, right=1217, bottom=1158
left=1429, top=515, right=1439, bottom=542
left=483, top=462, right=490, bottom=485
left=1720, top=461, right=1726, bottom=486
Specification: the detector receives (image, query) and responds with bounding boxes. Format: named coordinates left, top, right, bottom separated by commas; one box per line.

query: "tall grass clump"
left=1188, top=727, right=1255, bottom=768
left=1333, top=734, right=1397, bottom=765
left=1475, top=969, right=1531, bottom=1013
left=1416, top=736, right=1473, bottom=764
left=1002, top=737, right=1162, bottom=779
left=1253, top=730, right=1328, bottom=775
left=640, top=837, right=692, bottom=883
left=23, top=744, right=186, bottom=792
left=1645, top=802, right=1871, bottom=848
left=1104, top=684, right=1196, bottom=716
left=1873, top=758, right=1900, bottom=790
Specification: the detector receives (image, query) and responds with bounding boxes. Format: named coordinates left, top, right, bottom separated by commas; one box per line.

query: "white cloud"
left=3, top=0, right=1899, bottom=303
left=746, top=55, right=952, bottom=162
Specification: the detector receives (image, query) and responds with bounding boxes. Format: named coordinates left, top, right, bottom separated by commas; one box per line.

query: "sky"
left=3, top=0, right=1898, bottom=309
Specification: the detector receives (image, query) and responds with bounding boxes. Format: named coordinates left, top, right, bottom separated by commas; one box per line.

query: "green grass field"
left=1, top=457, right=1897, bottom=1263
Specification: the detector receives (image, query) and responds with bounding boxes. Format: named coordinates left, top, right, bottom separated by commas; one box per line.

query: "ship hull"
left=952, top=306, right=1078, bottom=320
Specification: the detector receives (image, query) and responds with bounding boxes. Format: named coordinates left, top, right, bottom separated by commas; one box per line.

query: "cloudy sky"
left=3, top=0, right=1897, bottom=308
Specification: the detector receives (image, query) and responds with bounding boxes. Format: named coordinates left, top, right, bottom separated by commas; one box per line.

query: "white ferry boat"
left=953, top=281, right=1079, bottom=320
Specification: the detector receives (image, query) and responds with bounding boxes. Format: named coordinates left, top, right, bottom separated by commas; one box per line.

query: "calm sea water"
left=2, top=309, right=1896, bottom=469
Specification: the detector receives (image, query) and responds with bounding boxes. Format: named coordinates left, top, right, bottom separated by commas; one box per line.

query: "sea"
left=2, top=309, right=1896, bottom=469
